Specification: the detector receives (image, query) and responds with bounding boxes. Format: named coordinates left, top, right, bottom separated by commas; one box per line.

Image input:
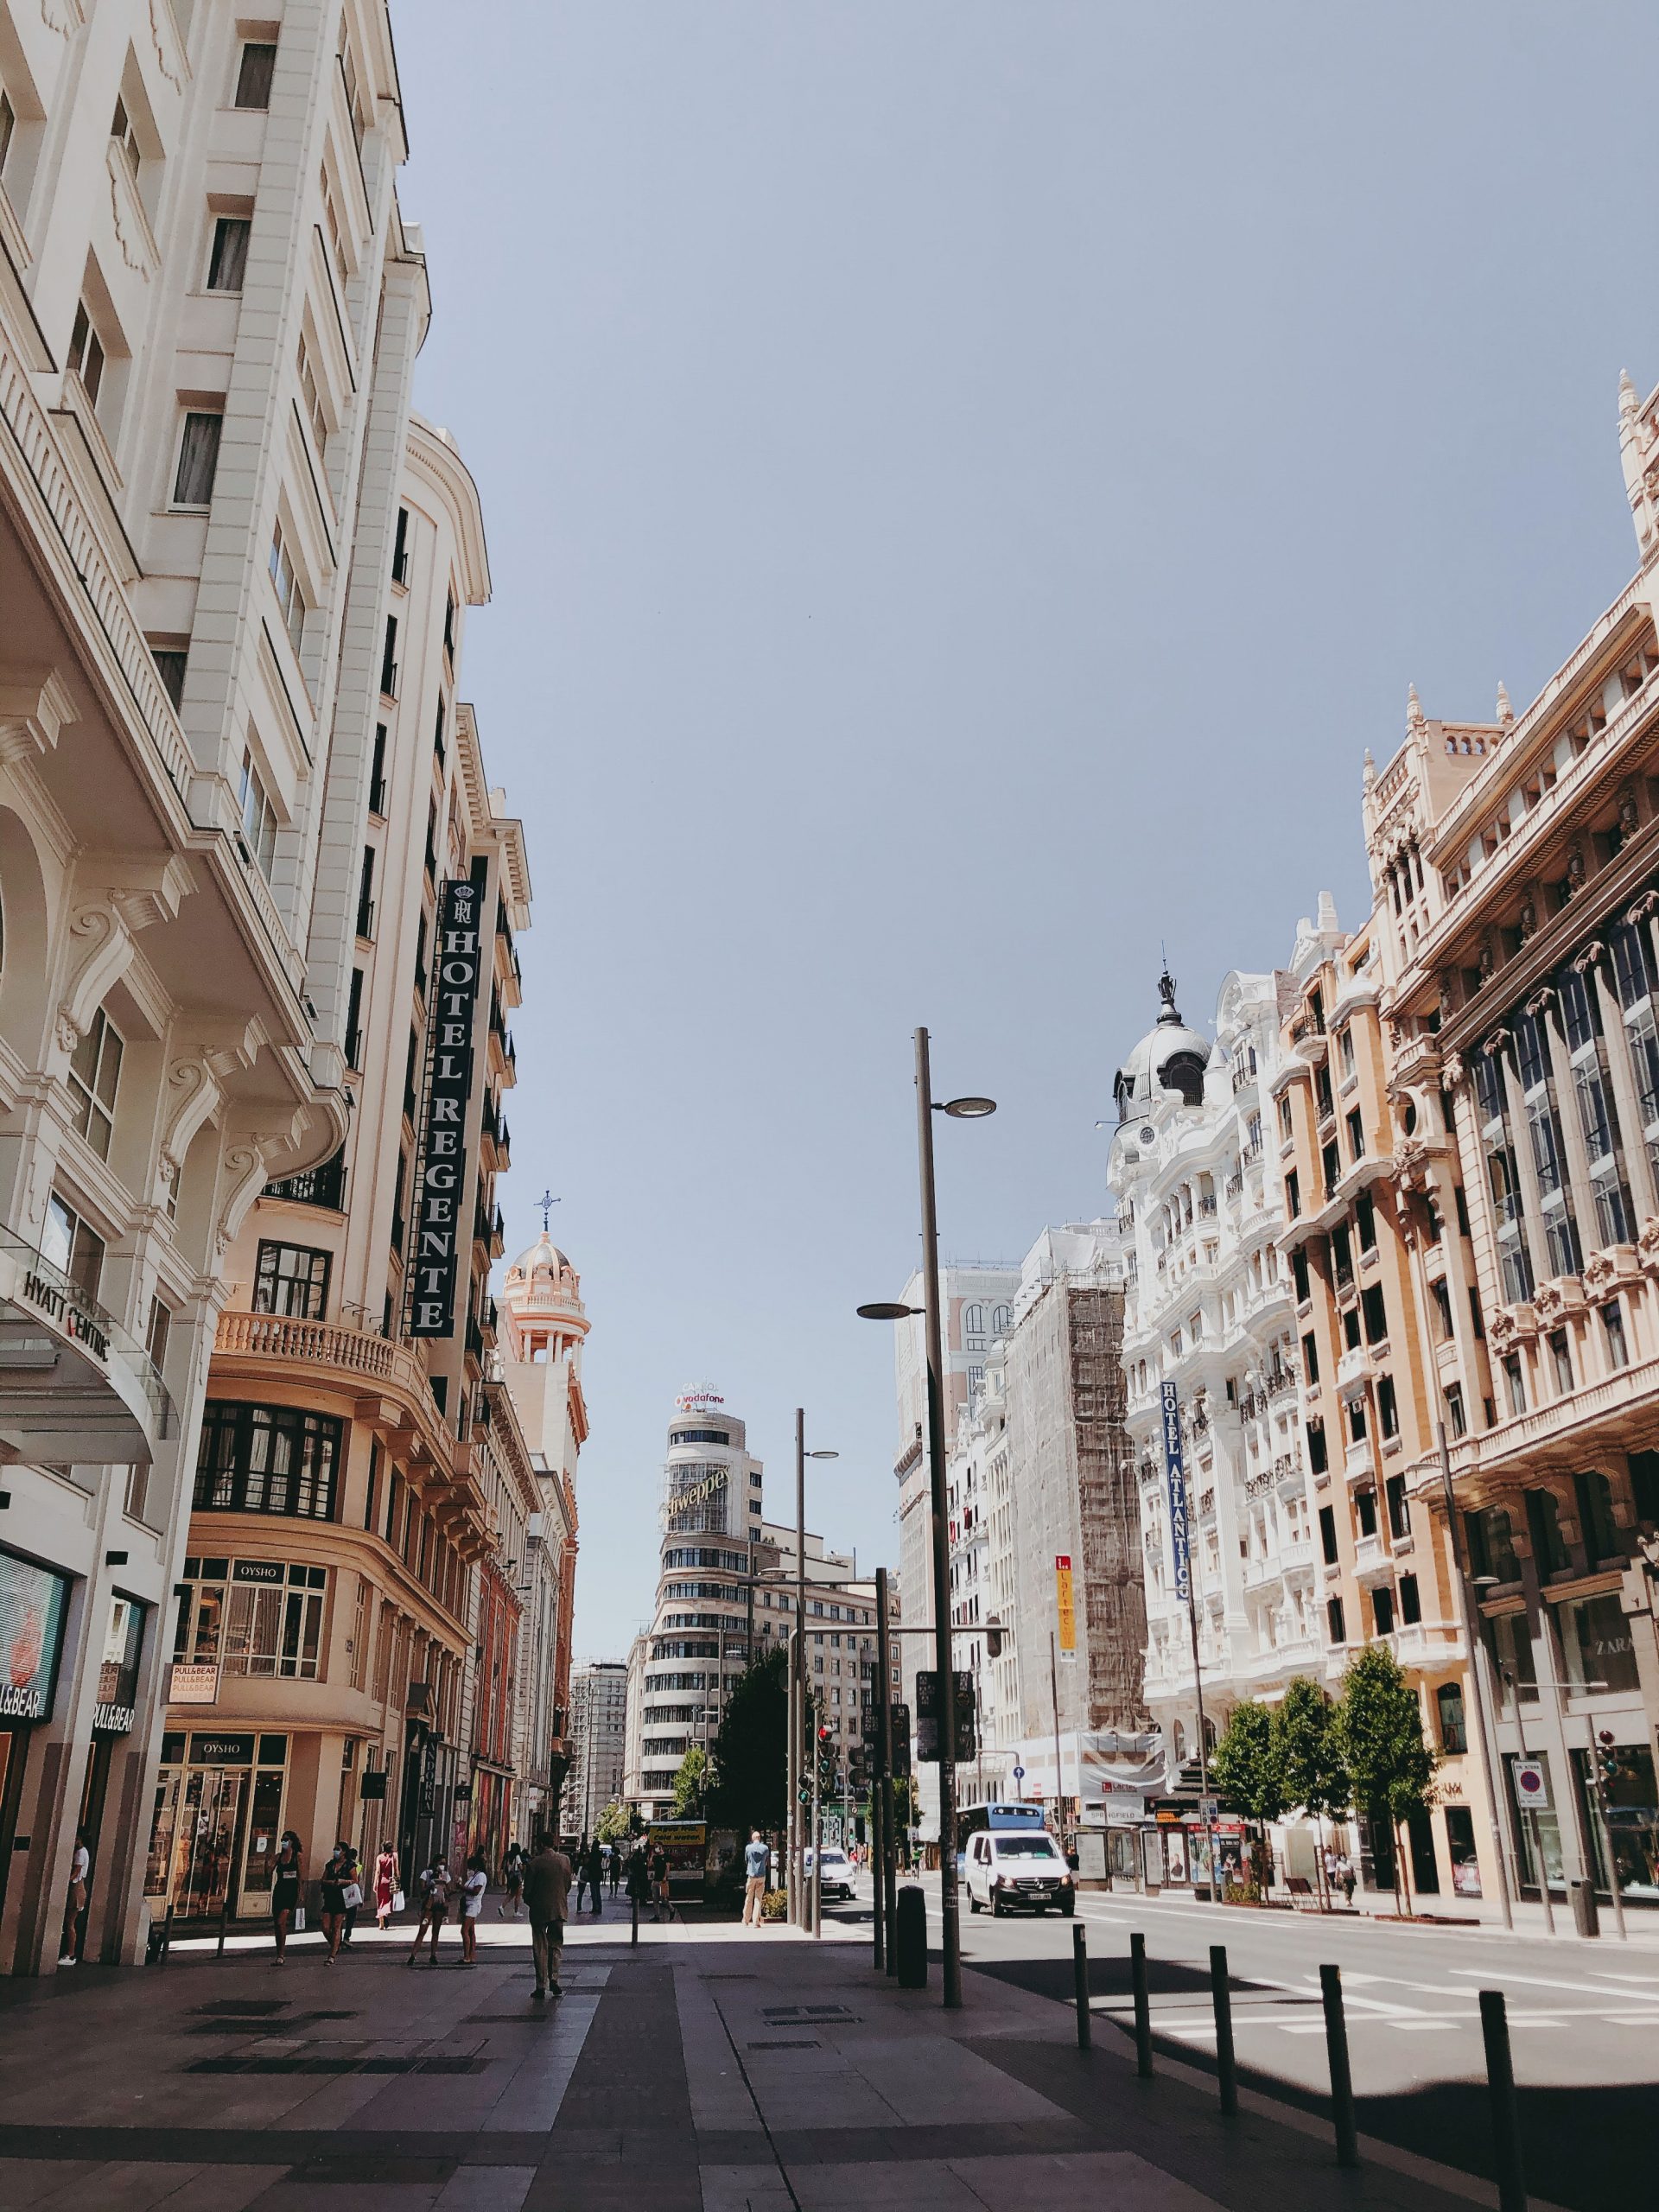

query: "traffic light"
left=1598, top=1730, right=1620, bottom=1784
left=985, top=1616, right=1003, bottom=1659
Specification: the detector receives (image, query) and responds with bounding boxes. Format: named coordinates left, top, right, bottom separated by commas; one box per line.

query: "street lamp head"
left=808, top=1449, right=840, bottom=1460
left=858, top=1302, right=920, bottom=1321
left=1472, top=1574, right=1500, bottom=1589
left=939, top=1096, right=996, bottom=1120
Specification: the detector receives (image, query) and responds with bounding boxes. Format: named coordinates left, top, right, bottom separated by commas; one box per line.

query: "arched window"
left=991, top=1304, right=1011, bottom=1336
left=963, top=1302, right=986, bottom=1350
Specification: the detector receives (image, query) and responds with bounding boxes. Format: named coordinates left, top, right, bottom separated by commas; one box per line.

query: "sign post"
left=1161, top=1382, right=1217, bottom=1904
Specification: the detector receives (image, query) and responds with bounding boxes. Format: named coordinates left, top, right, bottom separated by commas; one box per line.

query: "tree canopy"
left=671, top=1745, right=709, bottom=1818
left=1337, top=1644, right=1436, bottom=1824
left=708, top=1643, right=788, bottom=1830
left=594, top=1800, right=632, bottom=1845
left=1211, top=1700, right=1286, bottom=1822
left=1273, top=1675, right=1351, bottom=1820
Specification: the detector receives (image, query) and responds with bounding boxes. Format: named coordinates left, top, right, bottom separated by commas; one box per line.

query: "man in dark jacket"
left=522, top=1832, right=573, bottom=2001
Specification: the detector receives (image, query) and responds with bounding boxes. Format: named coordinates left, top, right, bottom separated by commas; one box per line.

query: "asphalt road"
left=822, top=1877, right=1659, bottom=2212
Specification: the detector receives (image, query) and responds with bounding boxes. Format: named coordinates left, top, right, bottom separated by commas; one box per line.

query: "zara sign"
left=411, top=875, right=485, bottom=1338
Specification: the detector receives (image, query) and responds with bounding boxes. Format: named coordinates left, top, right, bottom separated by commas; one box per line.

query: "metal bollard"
left=631, top=1895, right=639, bottom=1948
left=1479, top=1990, right=1528, bottom=2212
left=1071, top=1922, right=1090, bottom=2050
left=161, top=1903, right=175, bottom=1966
left=1129, top=1931, right=1153, bottom=2078
left=217, top=1901, right=229, bottom=1960
left=895, top=1885, right=928, bottom=1989
left=1319, top=1963, right=1359, bottom=2168
left=1210, top=1944, right=1237, bottom=2116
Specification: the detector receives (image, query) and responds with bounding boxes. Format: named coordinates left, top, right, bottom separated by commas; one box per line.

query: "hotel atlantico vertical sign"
left=1159, top=1381, right=1192, bottom=1606
left=410, top=875, right=485, bottom=1338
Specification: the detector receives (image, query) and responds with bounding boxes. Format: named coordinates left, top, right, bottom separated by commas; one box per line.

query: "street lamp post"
left=791, top=1409, right=838, bottom=1931
left=859, top=1027, right=995, bottom=2012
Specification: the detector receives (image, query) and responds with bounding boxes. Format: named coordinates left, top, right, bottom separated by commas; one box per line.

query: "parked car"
left=804, top=1847, right=855, bottom=1901
left=963, top=1827, right=1075, bottom=1916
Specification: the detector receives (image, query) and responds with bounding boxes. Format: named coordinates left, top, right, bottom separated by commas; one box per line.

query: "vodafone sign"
left=675, top=1389, right=726, bottom=1412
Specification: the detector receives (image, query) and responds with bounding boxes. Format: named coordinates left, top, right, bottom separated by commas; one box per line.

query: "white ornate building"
left=1110, top=962, right=1327, bottom=1763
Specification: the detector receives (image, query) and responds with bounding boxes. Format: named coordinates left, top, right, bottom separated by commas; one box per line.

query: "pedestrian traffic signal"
left=985, top=1616, right=1003, bottom=1659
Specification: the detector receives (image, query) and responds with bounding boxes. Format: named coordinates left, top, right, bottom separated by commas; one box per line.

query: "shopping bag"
left=392, top=1890, right=406, bottom=1914
left=290, top=1906, right=306, bottom=1931
left=342, top=1882, right=363, bottom=1910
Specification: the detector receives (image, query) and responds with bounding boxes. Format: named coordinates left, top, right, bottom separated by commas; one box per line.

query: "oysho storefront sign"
left=0, top=1548, right=70, bottom=1721
left=411, top=874, right=485, bottom=1338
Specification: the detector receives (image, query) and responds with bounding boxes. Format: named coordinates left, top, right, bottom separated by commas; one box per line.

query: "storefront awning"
left=0, top=1238, right=170, bottom=1465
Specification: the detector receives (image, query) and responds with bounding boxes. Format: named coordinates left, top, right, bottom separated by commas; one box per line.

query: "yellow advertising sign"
left=1055, top=1554, right=1077, bottom=1662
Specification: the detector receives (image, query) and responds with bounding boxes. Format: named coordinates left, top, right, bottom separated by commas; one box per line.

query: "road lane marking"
left=1448, top=1967, right=1659, bottom=2001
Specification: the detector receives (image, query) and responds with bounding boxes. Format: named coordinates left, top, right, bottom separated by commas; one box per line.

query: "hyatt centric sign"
left=411, top=876, right=486, bottom=1338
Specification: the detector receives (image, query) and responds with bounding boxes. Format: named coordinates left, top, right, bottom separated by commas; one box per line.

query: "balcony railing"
left=264, top=1147, right=346, bottom=1210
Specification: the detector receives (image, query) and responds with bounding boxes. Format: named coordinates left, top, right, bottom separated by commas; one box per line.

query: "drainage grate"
left=747, top=2037, right=821, bottom=2050
left=760, top=2005, right=858, bottom=2023
left=289, top=2154, right=457, bottom=2185
left=188, top=2054, right=487, bottom=2078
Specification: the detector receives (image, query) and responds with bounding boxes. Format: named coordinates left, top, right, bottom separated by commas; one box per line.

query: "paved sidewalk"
left=0, top=1914, right=1535, bottom=2210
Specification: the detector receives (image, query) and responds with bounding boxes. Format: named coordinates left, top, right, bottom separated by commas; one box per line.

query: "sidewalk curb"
left=1088, top=2005, right=1574, bottom=2212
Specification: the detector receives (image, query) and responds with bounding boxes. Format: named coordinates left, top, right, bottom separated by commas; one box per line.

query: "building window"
left=1346, top=1396, right=1367, bottom=1445
left=252, top=1240, right=330, bottom=1320
left=1326, top=1595, right=1346, bottom=1644
left=1362, top=1283, right=1388, bottom=1344
left=1435, top=1681, right=1465, bottom=1751
left=150, top=644, right=188, bottom=709
left=1601, top=1300, right=1630, bottom=1370
left=391, top=506, right=410, bottom=586
left=1346, top=1107, right=1364, bottom=1160
left=0, top=87, right=15, bottom=177
left=1444, top=1382, right=1467, bottom=1439
left=1319, top=1503, right=1338, bottom=1565
left=1548, top=1329, right=1573, bottom=1395
left=297, top=336, right=327, bottom=451
left=1371, top=1584, right=1395, bottom=1636
left=1356, top=1486, right=1378, bottom=1538
left=238, top=748, right=278, bottom=876
left=68, top=299, right=105, bottom=406
left=173, top=410, right=223, bottom=508
left=1526, top=1486, right=1571, bottom=1577
left=1301, top=1331, right=1319, bottom=1385
left=1465, top=1503, right=1518, bottom=1584
left=380, top=616, right=398, bottom=697
left=268, top=525, right=307, bottom=654
left=67, top=1004, right=123, bottom=1161
left=42, top=1192, right=105, bottom=1298
left=1502, top=1351, right=1526, bottom=1416
left=1285, top=1169, right=1300, bottom=1219
left=1385, top=1472, right=1409, bottom=1540
left=1376, top=1373, right=1399, bottom=1440
left=207, top=215, right=250, bottom=292
left=234, top=41, right=277, bottom=109
left=1356, top=1188, right=1376, bottom=1252
left=194, top=1402, right=342, bottom=1521
left=1306, top=1419, right=1327, bottom=1474
left=320, top=162, right=348, bottom=284
left=370, top=723, right=389, bottom=815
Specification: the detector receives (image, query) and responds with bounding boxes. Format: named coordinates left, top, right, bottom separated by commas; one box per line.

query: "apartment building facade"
left=0, top=1, right=441, bottom=1973
left=1110, top=966, right=1321, bottom=1866
left=564, top=1660, right=626, bottom=1838
left=1275, top=903, right=1495, bottom=1902
left=1361, top=404, right=1659, bottom=1909
left=153, top=405, right=535, bottom=1921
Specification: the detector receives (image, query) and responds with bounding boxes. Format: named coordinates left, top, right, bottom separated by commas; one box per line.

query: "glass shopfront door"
left=173, top=1766, right=245, bottom=1918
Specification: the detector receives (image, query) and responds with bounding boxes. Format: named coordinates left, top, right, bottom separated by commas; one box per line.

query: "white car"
left=804, top=1847, right=855, bottom=1901
left=964, top=1827, right=1075, bottom=1916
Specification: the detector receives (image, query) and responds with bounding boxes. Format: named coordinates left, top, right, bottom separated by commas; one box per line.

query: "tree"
left=671, top=1745, right=708, bottom=1818
left=1211, top=1700, right=1284, bottom=1897
left=594, top=1800, right=632, bottom=1846
left=707, top=1643, right=788, bottom=1831
left=1272, top=1675, right=1351, bottom=1908
left=1336, top=1644, right=1437, bottom=1916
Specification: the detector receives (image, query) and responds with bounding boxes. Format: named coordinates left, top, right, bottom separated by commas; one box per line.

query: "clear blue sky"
left=393, top=1, right=1659, bottom=1657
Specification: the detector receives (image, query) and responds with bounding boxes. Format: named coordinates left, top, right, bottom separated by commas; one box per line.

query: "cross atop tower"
left=538, top=1189, right=561, bottom=1234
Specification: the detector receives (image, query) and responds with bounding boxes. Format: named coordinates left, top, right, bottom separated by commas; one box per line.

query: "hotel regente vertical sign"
left=411, top=876, right=484, bottom=1337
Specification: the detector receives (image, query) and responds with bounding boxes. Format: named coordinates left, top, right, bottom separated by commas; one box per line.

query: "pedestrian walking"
left=271, top=1831, right=302, bottom=1963
left=741, top=1829, right=769, bottom=1927
left=1338, top=1850, right=1357, bottom=1906
left=373, top=1843, right=400, bottom=1931
left=583, top=1837, right=604, bottom=1917
left=524, top=1830, right=573, bottom=2002
left=499, top=1840, right=524, bottom=1919
left=407, top=1858, right=451, bottom=1967
left=651, top=1845, right=671, bottom=1922
left=625, top=1845, right=651, bottom=1919
left=340, top=1843, right=364, bottom=1948
left=607, top=1845, right=620, bottom=1897
left=461, top=1853, right=488, bottom=1963
left=59, top=1826, right=91, bottom=1966
left=320, top=1842, right=353, bottom=1964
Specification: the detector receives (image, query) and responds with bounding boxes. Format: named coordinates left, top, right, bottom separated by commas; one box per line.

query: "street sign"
left=1055, top=1555, right=1077, bottom=1662
left=1513, top=1758, right=1549, bottom=1810
left=1198, top=1795, right=1219, bottom=1822
left=1012, top=1764, right=1026, bottom=1781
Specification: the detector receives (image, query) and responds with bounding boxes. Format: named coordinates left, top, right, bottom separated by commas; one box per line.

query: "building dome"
left=506, top=1230, right=572, bottom=1283
left=1113, top=969, right=1211, bottom=1120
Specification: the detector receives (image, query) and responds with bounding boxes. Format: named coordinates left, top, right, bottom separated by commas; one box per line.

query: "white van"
left=963, top=1826, right=1075, bottom=1916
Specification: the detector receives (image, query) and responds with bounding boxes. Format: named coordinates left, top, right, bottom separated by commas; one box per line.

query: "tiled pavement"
left=0, top=1916, right=1530, bottom=2210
